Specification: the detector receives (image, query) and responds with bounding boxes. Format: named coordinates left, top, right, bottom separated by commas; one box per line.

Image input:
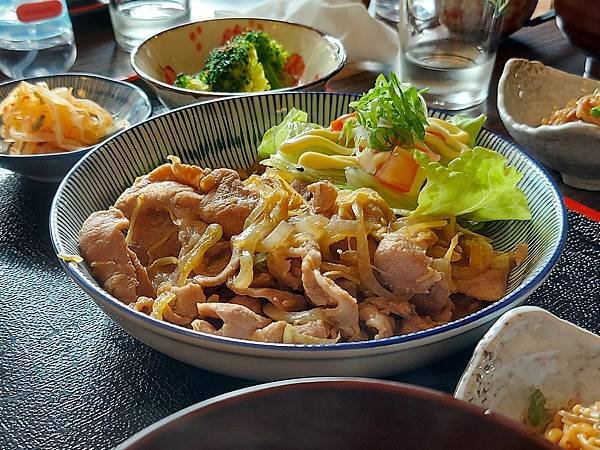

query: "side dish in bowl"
left=0, top=81, right=126, bottom=155
left=51, top=77, right=566, bottom=380
left=498, top=58, right=600, bottom=190
left=0, top=73, right=151, bottom=182
left=131, top=18, right=346, bottom=108
left=456, top=306, right=600, bottom=449
left=526, top=390, right=600, bottom=448
left=117, top=378, right=556, bottom=450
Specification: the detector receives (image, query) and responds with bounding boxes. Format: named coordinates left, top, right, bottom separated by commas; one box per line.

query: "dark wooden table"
left=54, top=8, right=598, bottom=210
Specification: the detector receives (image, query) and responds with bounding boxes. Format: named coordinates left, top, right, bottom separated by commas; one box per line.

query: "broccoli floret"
left=241, top=31, right=292, bottom=90
left=202, top=37, right=270, bottom=93
left=179, top=31, right=295, bottom=93
left=174, top=72, right=210, bottom=91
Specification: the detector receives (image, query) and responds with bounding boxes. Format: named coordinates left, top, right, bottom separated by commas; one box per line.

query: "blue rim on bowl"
left=49, top=91, right=568, bottom=353
left=0, top=73, right=152, bottom=181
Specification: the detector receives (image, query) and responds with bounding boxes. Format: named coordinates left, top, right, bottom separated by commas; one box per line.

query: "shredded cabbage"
left=0, top=81, right=125, bottom=154
left=282, top=323, right=340, bottom=344
left=412, top=147, right=531, bottom=222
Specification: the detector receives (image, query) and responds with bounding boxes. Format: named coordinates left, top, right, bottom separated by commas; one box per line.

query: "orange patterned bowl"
left=131, top=18, right=346, bottom=109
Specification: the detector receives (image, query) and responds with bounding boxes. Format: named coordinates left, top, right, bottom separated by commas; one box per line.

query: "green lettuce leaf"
left=449, top=114, right=486, bottom=147
left=526, top=389, right=553, bottom=432
left=257, top=108, right=321, bottom=159
left=412, top=146, right=531, bottom=222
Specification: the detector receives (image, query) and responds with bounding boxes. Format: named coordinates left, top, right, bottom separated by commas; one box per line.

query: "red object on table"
left=16, top=0, right=62, bottom=22
left=563, top=197, right=600, bottom=222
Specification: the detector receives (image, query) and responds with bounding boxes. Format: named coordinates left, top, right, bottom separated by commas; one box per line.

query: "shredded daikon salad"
left=0, top=81, right=126, bottom=155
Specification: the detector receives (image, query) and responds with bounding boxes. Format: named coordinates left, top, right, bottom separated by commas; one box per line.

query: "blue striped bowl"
left=50, top=92, right=567, bottom=380
left=0, top=73, right=152, bottom=182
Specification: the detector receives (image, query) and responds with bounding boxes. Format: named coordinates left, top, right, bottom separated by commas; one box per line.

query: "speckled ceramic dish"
left=455, top=306, right=600, bottom=422
left=118, top=378, right=555, bottom=450
left=50, top=92, right=566, bottom=381
left=131, top=18, right=346, bottom=109
left=0, top=73, right=151, bottom=182
left=497, top=58, right=600, bottom=190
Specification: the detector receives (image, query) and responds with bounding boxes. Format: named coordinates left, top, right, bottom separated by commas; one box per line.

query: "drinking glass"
left=397, top=0, right=504, bottom=110
left=109, top=0, right=190, bottom=52
left=375, top=0, right=400, bottom=22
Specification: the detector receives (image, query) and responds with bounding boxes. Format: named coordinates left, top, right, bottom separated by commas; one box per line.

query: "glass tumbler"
left=375, top=0, right=400, bottom=22
left=397, top=0, right=504, bottom=110
left=109, top=0, right=190, bottom=52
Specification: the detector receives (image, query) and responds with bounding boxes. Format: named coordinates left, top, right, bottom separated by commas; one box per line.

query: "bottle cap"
left=16, top=0, right=63, bottom=23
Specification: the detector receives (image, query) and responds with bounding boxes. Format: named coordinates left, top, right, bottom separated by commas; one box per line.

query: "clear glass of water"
left=397, top=0, right=504, bottom=110
left=109, top=0, right=190, bottom=52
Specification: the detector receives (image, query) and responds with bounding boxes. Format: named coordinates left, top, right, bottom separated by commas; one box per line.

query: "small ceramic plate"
left=0, top=73, right=151, bottom=182
left=497, top=58, right=600, bottom=191
left=455, top=306, right=600, bottom=422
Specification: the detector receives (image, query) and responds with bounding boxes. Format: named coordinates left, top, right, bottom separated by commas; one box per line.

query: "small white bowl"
left=497, top=58, right=600, bottom=191
left=455, top=306, right=600, bottom=422
left=131, top=18, right=346, bottom=109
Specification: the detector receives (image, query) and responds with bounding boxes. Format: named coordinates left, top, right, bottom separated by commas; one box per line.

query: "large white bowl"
left=455, top=306, right=600, bottom=421
left=50, top=92, right=567, bottom=381
left=131, top=18, right=346, bottom=109
left=497, top=58, right=600, bottom=191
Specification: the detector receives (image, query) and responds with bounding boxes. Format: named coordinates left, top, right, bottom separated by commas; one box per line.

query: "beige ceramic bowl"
left=456, top=306, right=600, bottom=423
left=497, top=58, right=600, bottom=190
left=131, top=18, right=346, bottom=109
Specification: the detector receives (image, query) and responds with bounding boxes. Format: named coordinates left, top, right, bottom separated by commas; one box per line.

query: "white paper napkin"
left=215, top=0, right=399, bottom=64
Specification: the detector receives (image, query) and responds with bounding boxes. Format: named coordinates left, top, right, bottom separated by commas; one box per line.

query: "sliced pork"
left=374, top=232, right=442, bottom=297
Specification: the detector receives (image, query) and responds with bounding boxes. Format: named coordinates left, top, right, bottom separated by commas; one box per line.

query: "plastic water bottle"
left=0, top=0, right=77, bottom=79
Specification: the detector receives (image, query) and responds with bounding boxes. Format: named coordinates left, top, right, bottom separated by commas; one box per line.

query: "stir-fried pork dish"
left=79, top=156, right=526, bottom=344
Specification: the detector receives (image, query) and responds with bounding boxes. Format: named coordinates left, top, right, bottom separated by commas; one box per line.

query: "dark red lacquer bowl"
left=118, top=378, right=556, bottom=450
left=555, top=0, right=600, bottom=58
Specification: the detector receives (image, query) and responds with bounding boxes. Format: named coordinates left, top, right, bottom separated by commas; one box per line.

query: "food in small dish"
left=130, top=18, right=346, bottom=108
left=0, top=81, right=126, bottom=155
left=174, top=31, right=304, bottom=93
left=525, top=389, right=600, bottom=449
left=0, top=73, right=151, bottom=182
left=541, top=89, right=600, bottom=126
left=456, top=306, right=600, bottom=446
left=497, top=58, right=600, bottom=190
left=77, top=75, right=530, bottom=345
